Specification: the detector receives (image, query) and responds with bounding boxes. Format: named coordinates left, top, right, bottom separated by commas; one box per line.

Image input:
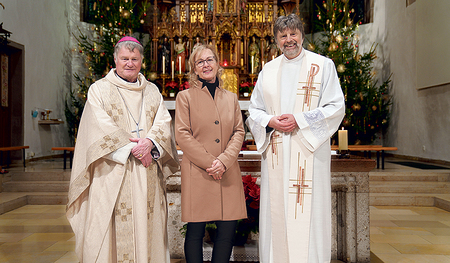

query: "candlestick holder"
left=337, top=149, right=350, bottom=158
left=160, top=74, right=169, bottom=97
left=249, top=73, right=257, bottom=84
left=176, top=73, right=184, bottom=86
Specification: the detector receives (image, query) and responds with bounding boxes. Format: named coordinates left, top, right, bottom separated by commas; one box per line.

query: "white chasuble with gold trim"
left=67, top=70, right=179, bottom=263
left=248, top=48, right=345, bottom=262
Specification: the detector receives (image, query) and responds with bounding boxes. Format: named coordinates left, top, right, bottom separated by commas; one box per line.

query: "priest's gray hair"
left=114, top=41, right=144, bottom=59
left=273, top=13, right=305, bottom=41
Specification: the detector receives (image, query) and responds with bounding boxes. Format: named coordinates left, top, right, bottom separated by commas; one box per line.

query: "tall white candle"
left=179, top=56, right=182, bottom=74
left=251, top=56, right=254, bottom=74
left=171, top=61, right=174, bottom=79
left=162, top=56, right=166, bottom=75
left=338, top=127, right=348, bottom=151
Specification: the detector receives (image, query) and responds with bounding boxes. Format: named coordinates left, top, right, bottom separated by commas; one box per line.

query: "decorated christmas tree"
left=65, top=0, right=151, bottom=143
left=308, top=0, right=392, bottom=144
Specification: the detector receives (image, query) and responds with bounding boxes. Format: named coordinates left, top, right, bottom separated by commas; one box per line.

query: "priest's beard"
left=281, top=41, right=302, bottom=59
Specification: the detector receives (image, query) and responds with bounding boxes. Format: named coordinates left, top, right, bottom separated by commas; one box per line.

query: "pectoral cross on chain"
left=131, top=123, right=143, bottom=138
left=302, top=63, right=320, bottom=107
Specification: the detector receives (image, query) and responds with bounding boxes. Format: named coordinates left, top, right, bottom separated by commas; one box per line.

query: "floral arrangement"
left=180, top=81, right=190, bottom=91
left=235, top=174, right=260, bottom=244
left=165, top=80, right=178, bottom=94
left=242, top=174, right=260, bottom=210
left=239, top=81, right=255, bottom=94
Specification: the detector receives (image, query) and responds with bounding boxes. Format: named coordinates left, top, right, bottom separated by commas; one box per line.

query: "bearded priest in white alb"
left=66, top=37, right=179, bottom=263
left=247, top=14, right=345, bottom=262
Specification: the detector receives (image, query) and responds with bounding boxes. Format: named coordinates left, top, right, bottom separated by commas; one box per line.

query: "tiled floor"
left=0, top=157, right=449, bottom=262
left=370, top=206, right=450, bottom=263
left=1, top=205, right=450, bottom=262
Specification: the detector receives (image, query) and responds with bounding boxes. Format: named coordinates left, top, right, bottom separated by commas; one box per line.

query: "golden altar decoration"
left=142, top=0, right=314, bottom=97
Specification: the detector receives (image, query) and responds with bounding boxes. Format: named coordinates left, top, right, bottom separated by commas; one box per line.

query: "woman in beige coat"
left=175, top=45, right=247, bottom=263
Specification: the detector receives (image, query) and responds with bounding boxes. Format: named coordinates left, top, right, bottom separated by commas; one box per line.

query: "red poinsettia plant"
left=242, top=174, right=260, bottom=210
left=235, top=174, right=260, bottom=242
left=179, top=81, right=190, bottom=91
left=165, top=80, right=178, bottom=93
left=239, top=81, right=256, bottom=94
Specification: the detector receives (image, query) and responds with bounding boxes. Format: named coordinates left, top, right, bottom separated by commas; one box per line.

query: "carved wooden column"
left=243, top=36, right=248, bottom=73
left=260, top=38, right=266, bottom=66
left=152, top=38, right=158, bottom=72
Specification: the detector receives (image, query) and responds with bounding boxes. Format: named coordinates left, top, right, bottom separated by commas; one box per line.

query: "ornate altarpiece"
left=144, top=0, right=312, bottom=96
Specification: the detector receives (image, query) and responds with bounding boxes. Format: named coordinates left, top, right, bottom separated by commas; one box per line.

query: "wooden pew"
left=331, top=145, right=398, bottom=169
left=51, top=147, right=75, bottom=169
left=0, top=146, right=29, bottom=167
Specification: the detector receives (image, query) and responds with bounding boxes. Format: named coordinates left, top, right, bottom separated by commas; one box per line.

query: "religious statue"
left=192, top=37, right=203, bottom=52
left=265, top=38, right=278, bottom=61
left=158, top=37, right=170, bottom=75
left=248, top=36, right=260, bottom=74
left=240, top=0, right=247, bottom=13
left=175, top=38, right=187, bottom=73
left=207, top=0, right=213, bottom=13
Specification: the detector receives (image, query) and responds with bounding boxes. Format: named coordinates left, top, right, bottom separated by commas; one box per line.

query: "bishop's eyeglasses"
left=195, top=56, right=216, bottom=68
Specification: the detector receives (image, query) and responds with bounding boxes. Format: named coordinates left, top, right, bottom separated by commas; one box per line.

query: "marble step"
left=2, top=181, right=69, bottom=192
left=0, top=192, right=68, bottom=214
left=370, top=193, right=436, bottom=206
left=370, top=193, right=450, bottom=210
left=0, top=193, right=28, bottom=214
left=370, top=181, right=450, bottom=194
left=5, top=171, right=71, bottom=182
left=369, top=171, right=450, bottom=182
left=27, top=192, right=68, bottom=205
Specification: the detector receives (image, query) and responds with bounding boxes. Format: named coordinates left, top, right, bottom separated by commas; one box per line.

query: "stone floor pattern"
left=1, top=205, right=450, bottom=262
left=0, top=157, right=450, bottom=262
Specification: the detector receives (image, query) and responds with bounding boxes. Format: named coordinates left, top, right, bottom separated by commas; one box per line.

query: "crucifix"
left=302, top=63, right=320, bottom=107
left=293, top=167, right=309, bottom=208
left=116, top=88, right=144, bottom=139
left=270, top=132, right=282, bottom=168
left=131, top=123, right=143, bottom=138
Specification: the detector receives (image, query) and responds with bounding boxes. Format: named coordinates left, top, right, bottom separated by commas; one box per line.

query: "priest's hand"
left=206, top=159, right=225, bottom=180
left=130, top=137, right=153, bottom=167
left=268, top=114, right=298, bottom=133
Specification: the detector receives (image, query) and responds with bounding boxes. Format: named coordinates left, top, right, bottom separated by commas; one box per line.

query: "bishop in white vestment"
left=66, top=37, right=179, bottom=262
left=247, top=14, right=345, bottom=262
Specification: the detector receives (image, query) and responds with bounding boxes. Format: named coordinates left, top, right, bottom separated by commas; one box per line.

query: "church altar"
left=166, top=152, right=375, bottom=262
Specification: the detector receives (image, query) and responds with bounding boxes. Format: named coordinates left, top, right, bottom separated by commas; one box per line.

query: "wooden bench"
left=0, top=146, right=29, bottom=167
left=51, top=147, right=75, bottom=169
left=331, top=145, right=398, bottom=169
